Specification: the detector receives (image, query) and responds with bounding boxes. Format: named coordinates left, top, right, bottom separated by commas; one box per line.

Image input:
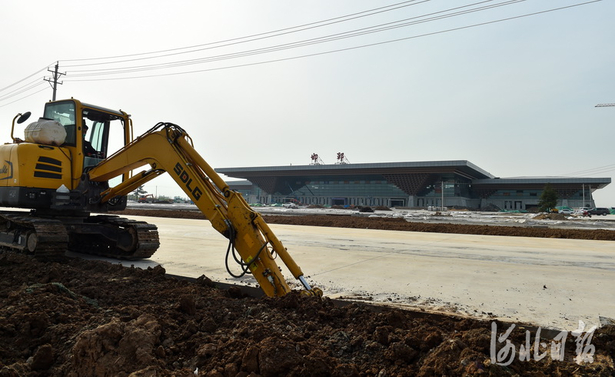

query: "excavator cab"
left=42, top=99, right=129, bottom=171
left=0, top=99, right=132, bottom=214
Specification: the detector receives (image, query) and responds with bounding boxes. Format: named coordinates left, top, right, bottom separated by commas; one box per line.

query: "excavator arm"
left=87, top=122, right=321, bottom=298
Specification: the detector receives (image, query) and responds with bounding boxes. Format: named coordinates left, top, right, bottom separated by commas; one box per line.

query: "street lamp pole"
left=441, top=181, right=444, bottom=211
left=593, top=103, right=612, bottom=207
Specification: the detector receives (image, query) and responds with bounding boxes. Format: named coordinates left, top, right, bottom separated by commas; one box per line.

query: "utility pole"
left=44, top=61, right=65, bottom=101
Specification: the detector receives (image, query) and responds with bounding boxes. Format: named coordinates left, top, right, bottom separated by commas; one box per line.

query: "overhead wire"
left=0, top=0, right=604, bottom=99
left=0, top=63, right=56, bottom=106
left=0, top=64, right=50, bottom=93
left=65, top=0, right=523, bottom=77
left=0, top=75, right=50, bottom=101
left=1, top=1, right=429, bottom=103
left=61, top=0, right=426, bottom=66
left=0, top=86, right=48, bottom=108
left=64, top=0, right=601, bottom=82
left=559, top=164, right=615, bottom=177
left=65, top=0, right=518, bottom=78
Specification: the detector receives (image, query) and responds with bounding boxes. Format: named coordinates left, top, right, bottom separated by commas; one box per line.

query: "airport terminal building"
left=216, top=160, right=610, bottom=211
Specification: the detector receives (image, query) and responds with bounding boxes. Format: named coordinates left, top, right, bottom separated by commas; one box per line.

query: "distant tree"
left=129, top=185, right=148, bottom=201
left=135, top=185, right=148, bottom=196
left=538, top=183, right=558, bottom=212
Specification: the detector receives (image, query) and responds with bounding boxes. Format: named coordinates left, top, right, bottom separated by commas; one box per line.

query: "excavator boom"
left=88, top=122, right=320, bottom=297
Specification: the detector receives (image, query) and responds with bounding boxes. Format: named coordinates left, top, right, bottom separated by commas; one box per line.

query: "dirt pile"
left=1, top=253, right=614, bottom=376
left=118, top=209, right=615, bottom=241
left=533, top=213, right=568, bottom=221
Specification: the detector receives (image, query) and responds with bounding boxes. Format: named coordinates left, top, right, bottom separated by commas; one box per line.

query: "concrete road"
left=95, top=215, right=615, bottom=331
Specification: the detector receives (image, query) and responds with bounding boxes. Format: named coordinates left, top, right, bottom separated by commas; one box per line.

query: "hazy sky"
left=1, top=0, right=614, bottom=205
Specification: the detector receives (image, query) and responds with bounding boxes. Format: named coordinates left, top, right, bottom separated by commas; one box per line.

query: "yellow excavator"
left=2, top=98, right=321, bottom=298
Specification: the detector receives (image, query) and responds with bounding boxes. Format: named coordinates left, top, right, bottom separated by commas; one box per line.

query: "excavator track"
left=0, top=212, right=69, bottom=260
left=0, top=212, right=159, bottom=260
left=66, top=215, right=160, bottom=260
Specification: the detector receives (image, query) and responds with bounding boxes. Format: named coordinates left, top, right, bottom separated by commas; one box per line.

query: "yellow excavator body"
left=1, top=98, right=321, bottom=298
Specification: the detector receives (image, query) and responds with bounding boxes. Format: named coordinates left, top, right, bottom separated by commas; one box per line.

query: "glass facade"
left=232, top=179, right=601, bottom=210
left=484, top=188, right=595, bottom=210
left=218, top=162, right=609, bottom=210
left=246, top=176, right=479, bottom=208
left=272, top=179, right=408, bottom=206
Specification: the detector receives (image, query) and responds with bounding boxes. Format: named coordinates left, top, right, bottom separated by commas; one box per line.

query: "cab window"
left=44, top=101, right=76, bottom=146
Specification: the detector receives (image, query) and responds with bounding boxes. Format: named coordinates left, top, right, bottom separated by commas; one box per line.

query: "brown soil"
left=1, top=209, right=614, bottom=376
left=119, top=209, right=615, bottom=241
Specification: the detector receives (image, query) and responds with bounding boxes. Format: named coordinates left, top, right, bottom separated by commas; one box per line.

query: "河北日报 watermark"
left=490, top=320, right=596, bottom=366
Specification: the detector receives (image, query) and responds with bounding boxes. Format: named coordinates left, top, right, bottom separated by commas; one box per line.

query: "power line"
left=0, top=86, right=48, bottom=108
left=0, top=1, right=431, bottom=103
left=0, top=0, right=604, bottom=101
left=61, top=0, right=426, bottom=66
left=64, top=0, right=601, bottom=82
left=0, top=64, right=50, bottom=93
left=559, top=163, right=615, bottom=177
left=65, top=0, right=522, bottom=78
left=0, top=77, right=46, bottom=101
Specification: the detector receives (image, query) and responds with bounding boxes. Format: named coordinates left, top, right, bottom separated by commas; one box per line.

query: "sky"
left=1, top=0, right=614, bottom=205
